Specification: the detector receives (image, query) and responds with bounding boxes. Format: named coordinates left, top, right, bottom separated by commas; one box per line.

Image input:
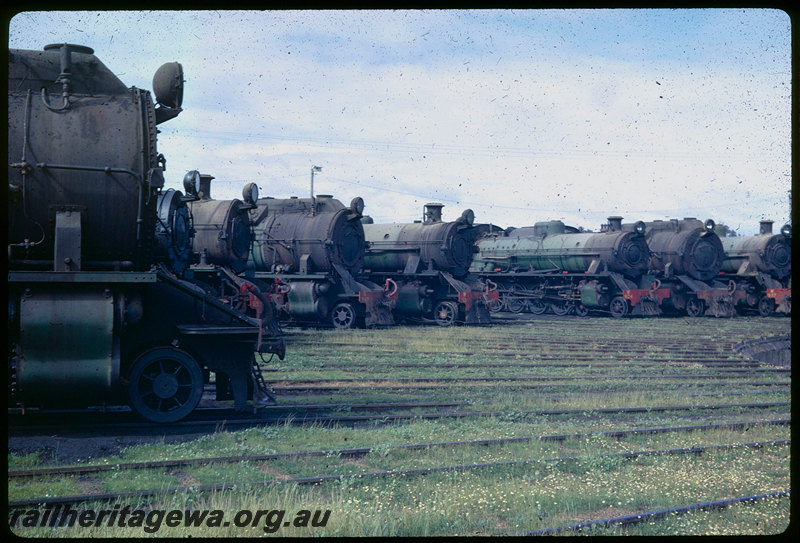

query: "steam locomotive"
left=360, top=204, right=496, bottom=325
left=718, top=221, right=791, bottom=316
left=471, top=216, right=650, bottom=317
left=243, top=193, right=396, bottom=328
left=619, top=218, right=733, bottom=317
left=8, top=44, right=285, bottom=423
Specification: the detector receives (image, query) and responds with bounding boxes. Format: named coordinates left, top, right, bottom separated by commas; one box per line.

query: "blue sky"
left=8, top=9, right=791, bottom=234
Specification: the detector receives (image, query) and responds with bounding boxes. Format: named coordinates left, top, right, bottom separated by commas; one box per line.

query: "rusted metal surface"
left=361, top=204, right=491, bottom=325
left=626, top=218, right=724, bottom=281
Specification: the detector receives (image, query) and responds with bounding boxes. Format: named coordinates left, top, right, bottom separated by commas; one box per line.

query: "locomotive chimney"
left=607, top=216, right=623, bottom=232
left=424, top=203, right=444, bottom=224
left=759, top=220, right=774, bottom=235
left=198, top=174, right=215, bottom=200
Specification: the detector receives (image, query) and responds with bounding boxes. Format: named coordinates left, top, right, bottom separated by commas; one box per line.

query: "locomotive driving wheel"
left=528, top=298, right=547, bottom=314
left=331, top=302, right=358, bottom=329
left=504, top=287, right=527, bottom=313
left=127, top=346, right=204, bottom=423
left=609, top=296, right=629, bottom=318
left=685, top=297, right=705, bottom=317
left=550, top=301, right=569, bottom=315
left=434, top=301, right=459, bottom=326
left=757, top=296, right=774, bottom=317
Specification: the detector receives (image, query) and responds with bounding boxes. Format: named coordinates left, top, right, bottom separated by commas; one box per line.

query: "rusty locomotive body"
left=617, top=218, right=734, bottom=317
left=8, top=44, right=285, bottom=422
left=717, top=221, right=791, bottom=316
left=471, top=217, right=651, bottom=317
left=242, top=193, right=396, bottom=328
left=361, top=204, right=496, bottom=326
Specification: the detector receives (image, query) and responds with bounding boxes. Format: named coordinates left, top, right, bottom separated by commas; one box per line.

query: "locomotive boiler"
left=245, top=193, right=395, bottom=328
left=718, top=220, right=791, bottom=315
left=471, top=217, right=651, bottom=317
left=361, top=203, right=495, bottom=325
left=8, top=44, right=285, bottom=423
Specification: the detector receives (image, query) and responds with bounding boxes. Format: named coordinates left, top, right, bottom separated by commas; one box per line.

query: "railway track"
left=9, top=440, right=790, bottom=510
left=516, top=491, right=791, bottom=536
left=8, top=418, right=790, bottom=479
left=9, top=316, right=790, bottom=536
left=8, top=399, right=789, bottom=443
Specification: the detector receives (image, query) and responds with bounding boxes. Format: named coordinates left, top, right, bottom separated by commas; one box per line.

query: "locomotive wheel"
left=574, top=304, right=590, bottom=317
left=609, top=296, right=628, bottom=318
left=487, top=296, right=503, bottom=313
left=331, top=302, right=358, bottom=329
left=529, top=299, right=547, bottom=314
left=434, top=301, right=459, bottom=326
left=504, top=287, right=528, bottom=313
left=127, top=347, right=204, bottom=423
left=757, top=296, right=774, bottom=317
left=685, top=297, right=705, bottom=317
left=550, top=302, right=569, bottom=316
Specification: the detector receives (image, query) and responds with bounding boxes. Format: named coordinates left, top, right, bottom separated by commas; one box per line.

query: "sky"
left=7, top=9, right=793, bottom=235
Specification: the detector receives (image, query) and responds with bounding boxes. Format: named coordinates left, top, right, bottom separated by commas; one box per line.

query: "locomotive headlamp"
left=153, top=62, right=184, bottom=109
left=461, top=209, right=475, bottom=226
left=634, top=221, right=646, bottom=235
left=242, top=183, right=259, bottom=205
left=704, top=219, right=716, bottom=232
left=183, top=170, right=201, bottom=196
left=781, top=224, right=791, bottom=237
left=350, top=197, right=365, bottom=216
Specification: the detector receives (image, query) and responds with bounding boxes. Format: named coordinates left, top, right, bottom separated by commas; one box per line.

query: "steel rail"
left=265, top=374, right=789, bottom=384
left=515, top=490, right=791, bottom=536
left=9, top=419, right=789, bottom=478
left=8, top=440, right=789, bottom=509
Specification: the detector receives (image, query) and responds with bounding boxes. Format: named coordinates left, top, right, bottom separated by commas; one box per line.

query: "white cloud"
left=8, top=9, right=791, bottom=234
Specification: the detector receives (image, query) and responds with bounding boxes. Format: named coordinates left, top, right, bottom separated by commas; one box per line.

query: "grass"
left=7, top=316, right=791, bottom=536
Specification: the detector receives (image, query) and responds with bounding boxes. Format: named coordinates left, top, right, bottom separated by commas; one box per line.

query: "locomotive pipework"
left=8, top=44, right=285, bottom=423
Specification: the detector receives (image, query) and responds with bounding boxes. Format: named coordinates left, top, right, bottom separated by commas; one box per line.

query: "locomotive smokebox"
left=720, top=220, right=792, bottom=278
left=631, top=218, right=724, bottom=281
left=188, top=174, right=252, bottom=272
left=249, top=195, right=367, bottom=274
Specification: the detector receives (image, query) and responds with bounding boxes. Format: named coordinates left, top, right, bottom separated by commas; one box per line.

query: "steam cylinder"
left=472, top=219, right=649, bottom=277
left=8, top=45, right=162, bottom=269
